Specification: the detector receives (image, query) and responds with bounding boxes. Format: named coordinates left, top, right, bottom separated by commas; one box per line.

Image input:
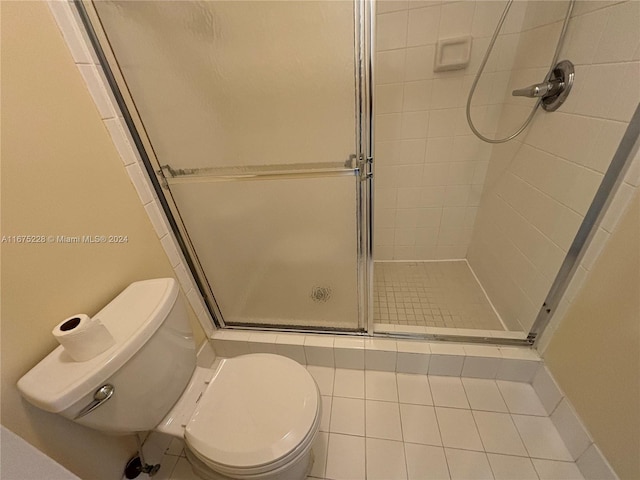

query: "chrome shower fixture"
left=512, top=60, right=575, bottom=112
left=466, top=0, right=576, bottom=144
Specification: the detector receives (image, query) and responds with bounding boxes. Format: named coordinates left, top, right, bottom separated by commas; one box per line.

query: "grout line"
left=394, top=373, right=410, bottom=478
left=464, top=259, right=509, bottom=332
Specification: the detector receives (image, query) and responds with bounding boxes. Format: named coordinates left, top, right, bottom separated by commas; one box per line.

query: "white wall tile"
left=377, top=84, right=405, bottom=114
left=403, top=80, right=433, bottom=111
left=404, top=45, right=436, bottom=81
left=496, top=359, right=540, bottom=383
left=173, top=263, right=196, bottom=294
left=551, top=399, right=593, bottom=461
left=103, top=118, right=139, bottom=166
left=429, top=352, right=464, bottom=376
left=512, top=415, right=573, bottom=462
left=48, top=1, right=96, bottom=64
left=305, top=336, right=335, bottom=367
left=334, top=337, right=365, bottom=370
left=377, top=49, right=407, bottom=84
left=365, top=339, right=397, bottom=371
left=438, top=1, right=475, bottom=38
left=377, top=10, right=409, bottom=51
left=125, top=163, right=153, bottom=205
left=160, top=234, right=182, bottom=268
left=401, top=111, right=430, bottom=139
left=407, top=6, right=440, bottom=47
left=76, top=65, right=117, bottom=119
left=461, top=355, right=500, bottom=379
left=576, top=444, right=618, bottom=480
left=531, top=366, right=563, bottom=415
left=531, top=458, right=585, bottom=480
left=592, top=1, right=640, bottom=64
left=144, top=201, right=169, bottom=238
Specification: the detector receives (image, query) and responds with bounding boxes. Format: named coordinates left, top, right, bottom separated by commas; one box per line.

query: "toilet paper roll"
left=52, top=314, right=116, bottom=362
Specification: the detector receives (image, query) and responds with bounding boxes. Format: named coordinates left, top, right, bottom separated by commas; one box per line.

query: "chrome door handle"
left=75, top=384, right=115, bottom=419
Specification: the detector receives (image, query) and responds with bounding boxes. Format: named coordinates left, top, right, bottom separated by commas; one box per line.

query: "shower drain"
left=310, top=286, right=332, bottom=303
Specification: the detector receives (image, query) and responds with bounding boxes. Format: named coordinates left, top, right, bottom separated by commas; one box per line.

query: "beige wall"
left=544, top=191, right=640, bottom=480
left=1, top=2, right=204, bottom=478
left=468, top=0, right=640, bottom=331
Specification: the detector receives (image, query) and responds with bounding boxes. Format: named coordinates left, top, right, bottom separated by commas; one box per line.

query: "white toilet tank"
left=18, top=278, right=197, bottom=434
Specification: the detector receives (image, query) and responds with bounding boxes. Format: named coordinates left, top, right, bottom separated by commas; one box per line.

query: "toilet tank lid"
left=17, top=278, right=179, bottom=413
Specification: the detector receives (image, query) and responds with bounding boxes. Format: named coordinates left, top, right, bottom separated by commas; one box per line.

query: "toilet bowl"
left=157, top=354, right=321, bottom=480
left=17, top=278, right=321, bottom=480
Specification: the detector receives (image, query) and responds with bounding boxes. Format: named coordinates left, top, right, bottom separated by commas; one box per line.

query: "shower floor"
left=373, top=261, right=504, bottom=331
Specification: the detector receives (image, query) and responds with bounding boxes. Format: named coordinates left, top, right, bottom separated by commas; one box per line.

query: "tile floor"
left=162, top=367, right=584, bottom=480
left=374, top=261, right=504, bottom=331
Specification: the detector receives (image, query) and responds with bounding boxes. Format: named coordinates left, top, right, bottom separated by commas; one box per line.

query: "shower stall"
left=79, top=0, right=640, bottom=345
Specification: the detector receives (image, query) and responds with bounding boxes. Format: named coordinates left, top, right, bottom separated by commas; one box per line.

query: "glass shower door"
left=94, top=1, right=365, bottom=330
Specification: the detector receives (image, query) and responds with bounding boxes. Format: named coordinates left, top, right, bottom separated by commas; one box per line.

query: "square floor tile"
left=512, top=415, right=573, bottom=461
left=373, top=261, right=503, bottom=330
left=405, top=444, right=450, bottom=480
left=325, top=433, right=365, bottom=480
left=309, top=432, right=329, bottom=479
left=445, top=448, right=494, bottom=480
left=436, top=407, right=483, bottom=451
left=334, top=368, right=365, bottom=399
left=430, top=376, right=470, bottom=408
left=366, top=438, right=408, bottom=480
left=487, top=454, right=538, bottom=480
left=400, top=404, right=442, bottom=446
left=461, top=378, right=508, bottom=413
left=473, top=411, right=528, bottom=456
left=330, top=397, right=365, bottom=436
left=307, top=366, right=335, bottom=396
left=366, top=370, right=399, bottom=401
left=320, top=396, right=332, bottom=432
left=531, top=459, right=584, bottom=479
left=366, top=400, right=403, bottom=440
left=497, top=380, right=547, bottom=416
left=397, top=373, right=433, bottom=405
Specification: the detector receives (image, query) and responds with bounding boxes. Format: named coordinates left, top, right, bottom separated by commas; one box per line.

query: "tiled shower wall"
left=467, top=0, right=640, bottom=331
left=374, top=0, right=527, bottom=260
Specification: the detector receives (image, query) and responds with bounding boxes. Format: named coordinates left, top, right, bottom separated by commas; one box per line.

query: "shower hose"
left=466, top=0, right=575, bottom=144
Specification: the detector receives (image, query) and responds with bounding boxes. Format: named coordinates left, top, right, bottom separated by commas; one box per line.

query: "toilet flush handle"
left=75, top=384, right=115, bottom=419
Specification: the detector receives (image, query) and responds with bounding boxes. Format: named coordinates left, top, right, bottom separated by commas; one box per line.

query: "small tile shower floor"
left=374, top=261, right=504, bottom=331
left=162, top=368, right=583, bottom=480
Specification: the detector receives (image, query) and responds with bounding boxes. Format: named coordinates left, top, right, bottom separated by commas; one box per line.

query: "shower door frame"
left=75, top=0, right=639, bottom=346
left=77, top=0, right=375, bottom=334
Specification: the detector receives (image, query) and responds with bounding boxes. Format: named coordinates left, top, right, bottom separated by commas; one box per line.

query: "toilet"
left=17, top=278, right=321, bottom=480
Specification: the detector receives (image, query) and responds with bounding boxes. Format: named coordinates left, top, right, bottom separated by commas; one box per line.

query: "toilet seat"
left=184, top=354, right=321, bottom=477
